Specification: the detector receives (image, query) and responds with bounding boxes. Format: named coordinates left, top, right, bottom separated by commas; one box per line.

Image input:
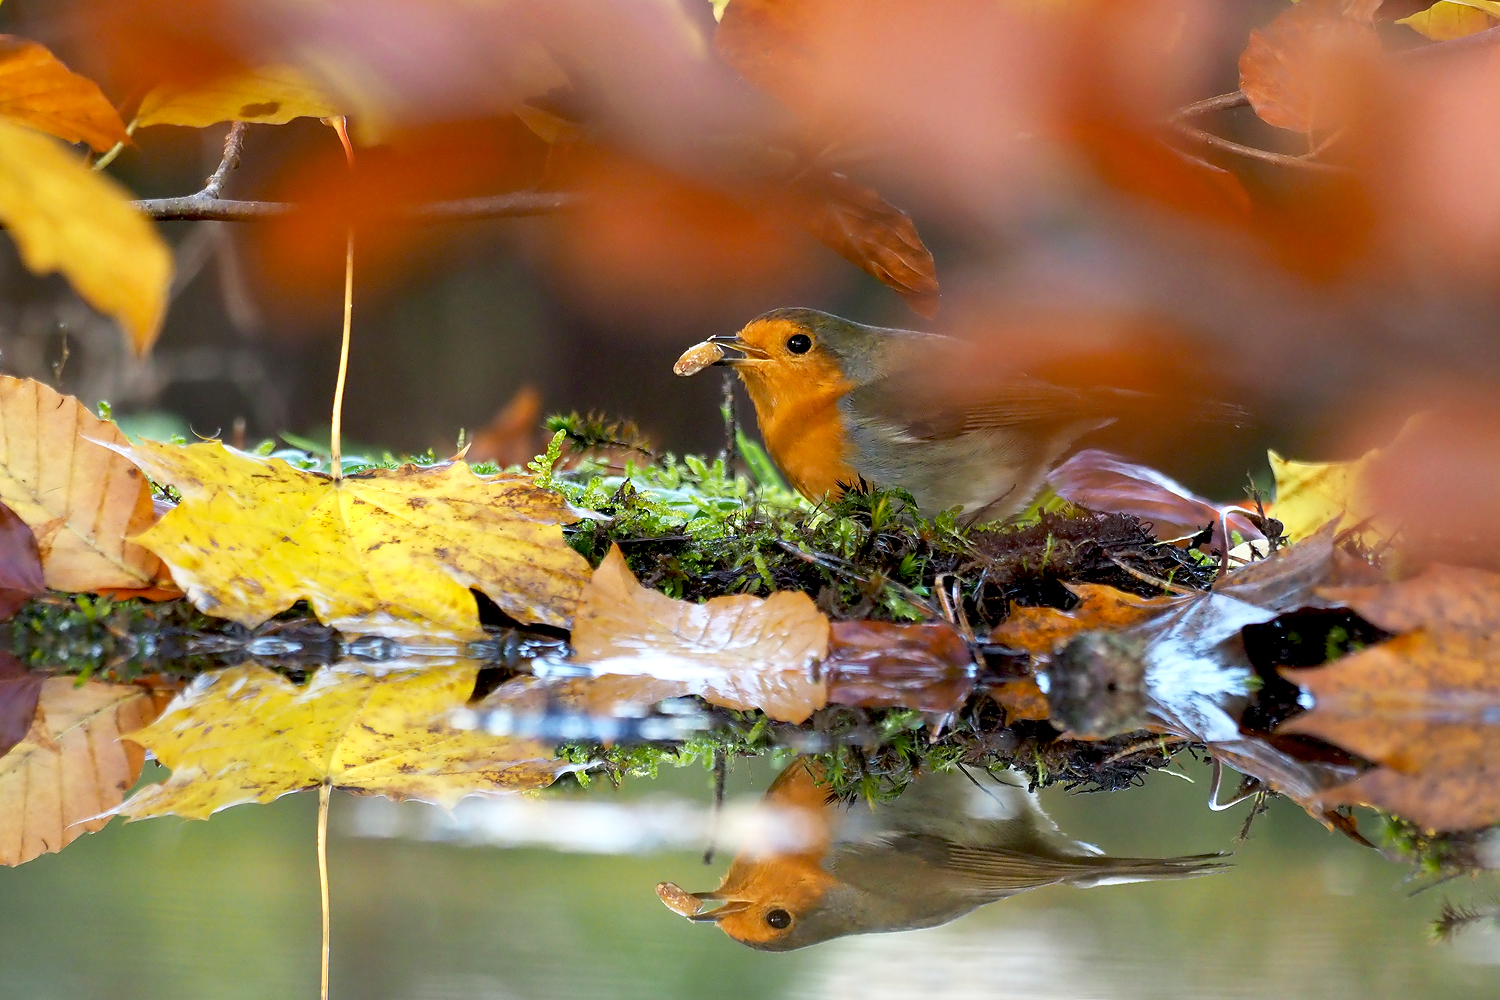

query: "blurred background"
left=10, top=0, right=1493, bottom=501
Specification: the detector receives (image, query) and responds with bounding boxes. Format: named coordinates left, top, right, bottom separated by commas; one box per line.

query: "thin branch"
left=134, top=190, right=581, bottom=223
left=200, top=122, right=247, bottom=199
left=1396, top=23, right=1500, bottom=62
left=1166, top=120, right=1349, bottom=174
left=1172, top=92, right=1248, bottom=120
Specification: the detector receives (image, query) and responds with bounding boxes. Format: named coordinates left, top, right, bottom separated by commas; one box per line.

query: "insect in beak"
left=706, top=334, right=768, bottom=366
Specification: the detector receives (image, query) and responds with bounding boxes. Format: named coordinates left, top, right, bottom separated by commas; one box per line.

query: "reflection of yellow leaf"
left=0, top=679, right=158, bottom=865
left=121, top=663, right=569, bottom=821
left=571, top=545, right=828, bottom=723
left=1398, top=2, right=1498, bottom=41
left=0, top=36, right=130, bottom=151
left=118, top=441, right=591, bottom=639
left=136, top=66, right=342, bottom=128
left=0, top=377, right=166, bottom=591
left=0, top=120, right=171, bottom=352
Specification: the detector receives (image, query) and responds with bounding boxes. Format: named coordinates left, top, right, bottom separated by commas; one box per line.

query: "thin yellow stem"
left=318, top=782, right=332, bottom=1000
left=328, top=117, right=355, bottom=481
left=331, top=230, right=353, bottom=480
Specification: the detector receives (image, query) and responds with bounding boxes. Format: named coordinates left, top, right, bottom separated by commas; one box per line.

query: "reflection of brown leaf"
left=1319, top=563, right=1500, bottom=635
left=0, top=37, right=131, bottom=151
left=1238, top=0, right=1382, bottom=134
left=0, top=679, right=158, bottom=865
left=991, top=584, right=1179, bottom=655
left=571, top=546, right=829, bottom=723
left=0, top=654, right=42, bottom=758
left=1319, top=766, right=1500, bottom=833
left=483, top=672, right=686, bottom=718
left=989, top=679, right=1051, bottom=723
left=823, top=621, right=972, bottom=713
left=1281, top=630, right=1500, bottom=830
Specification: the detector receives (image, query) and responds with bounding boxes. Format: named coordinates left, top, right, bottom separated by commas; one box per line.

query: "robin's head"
left=706, top=308, right=914, bottom=403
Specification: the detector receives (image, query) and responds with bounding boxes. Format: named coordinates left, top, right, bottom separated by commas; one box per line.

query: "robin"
left=657, top=757, right=1227, bottom=950
left=674, top=307, right=1223, bottom=521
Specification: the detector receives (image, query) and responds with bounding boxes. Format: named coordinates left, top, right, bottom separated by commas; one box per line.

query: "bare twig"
left=200, top=122, right=247, bottom=200
left=1171, top=92, right=1249, bottom=120
left=135, top=190, right=581, bottom=223
left=1166, top=120, right=1349, bottom=174
left=1167, top=27, right=1500, bottom=171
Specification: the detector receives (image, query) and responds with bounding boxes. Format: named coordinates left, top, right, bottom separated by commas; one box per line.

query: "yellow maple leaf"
left=1267, top=449, right=1367, bottom=543
left=0, top=36, right=131, bottom=151
left=570, top=545, right=829, bottom=723
left=0, top=678, right=159, bottom=865
left=120, top=663, right=572, bottom=821
left=135, top=65, right=342, bottom=129
left=117, top=440, right=590, bottom=639
left=0, top=376, right=167, bottom=591
left=0, top=120, right=171, bottom=352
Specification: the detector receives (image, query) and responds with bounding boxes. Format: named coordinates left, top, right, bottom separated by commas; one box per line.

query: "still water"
left=0, top=757, right=1495, bottom=1000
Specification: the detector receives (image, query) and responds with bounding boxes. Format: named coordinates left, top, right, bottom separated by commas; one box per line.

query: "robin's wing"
left=844, top=373, right=1137, bottom=442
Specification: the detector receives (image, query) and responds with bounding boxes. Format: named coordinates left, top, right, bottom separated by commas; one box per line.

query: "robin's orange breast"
left=740, top=370, right=858, bottom=500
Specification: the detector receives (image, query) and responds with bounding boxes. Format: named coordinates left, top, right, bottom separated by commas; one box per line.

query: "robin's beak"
left=685, top=892, right=753, bottom=922
left=658, top=883, right=753, bottom=922
left=706, top=334, right=768, bottom=366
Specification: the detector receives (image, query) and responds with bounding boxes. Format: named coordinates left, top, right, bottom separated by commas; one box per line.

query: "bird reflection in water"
left=658, top=757, right=1227, bottom=950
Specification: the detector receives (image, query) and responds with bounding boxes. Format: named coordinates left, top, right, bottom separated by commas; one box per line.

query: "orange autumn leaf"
left=0, top=377, right=167, bottom=592
left=571, top=545, right=829, bottom=723
left=0, top=36, right=130, bottom=152
left=1238, top=0, right=1382, bottom=135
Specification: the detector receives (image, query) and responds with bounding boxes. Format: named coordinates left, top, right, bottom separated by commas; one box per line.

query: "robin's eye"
left=785, top=334, right=812, bottom=355
left=765, top=908, right=792, bottom=929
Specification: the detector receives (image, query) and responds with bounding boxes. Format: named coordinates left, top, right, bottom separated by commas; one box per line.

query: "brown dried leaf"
left=0, top=678, right=158, bottom=865
left=0, top=377, right=166, bottom=592
left=1048, top=450, right=1261, bottom=552
left=823, top=620, right=974, bottom=713
left=0, top=36, right=131, bottom=151
left=1238, top=0, right=1382, bottom=134
left=571, top=546, right=829, bottom=723
left=465, top=385, right=543, bottom=468
left=793, top=170, right=940, bottom=317
left=0, top=502, right=44, bottom=619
